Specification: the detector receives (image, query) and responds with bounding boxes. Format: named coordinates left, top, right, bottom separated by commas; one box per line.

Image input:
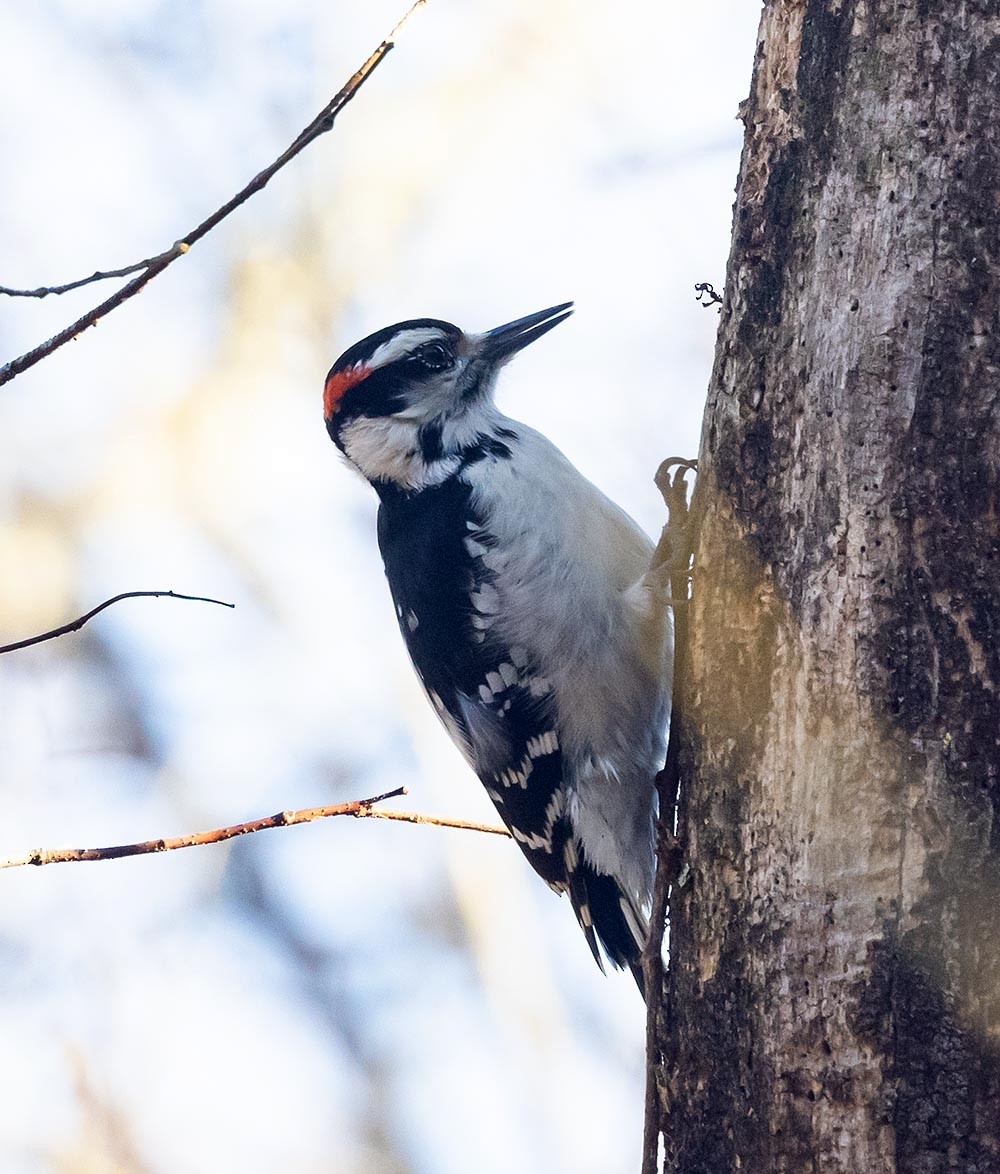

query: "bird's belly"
left=489, top=553, right=671, bottom=768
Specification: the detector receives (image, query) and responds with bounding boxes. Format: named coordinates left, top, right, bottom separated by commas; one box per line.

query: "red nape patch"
left=323, top=364, right=369, bottom=419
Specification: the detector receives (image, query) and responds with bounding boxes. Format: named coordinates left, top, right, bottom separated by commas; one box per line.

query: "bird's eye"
left=415, top=342, right=452, bottom=371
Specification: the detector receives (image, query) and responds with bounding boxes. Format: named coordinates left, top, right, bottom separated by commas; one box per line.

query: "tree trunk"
left=655, top=2, right=1000, bottom=1170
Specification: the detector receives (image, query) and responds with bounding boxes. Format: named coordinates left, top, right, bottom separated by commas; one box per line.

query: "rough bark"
left=655, top=2, right=1000, bottom=1171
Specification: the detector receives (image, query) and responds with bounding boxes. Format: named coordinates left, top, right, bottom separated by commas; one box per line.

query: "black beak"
left=479, top=302, right=574, bottom=363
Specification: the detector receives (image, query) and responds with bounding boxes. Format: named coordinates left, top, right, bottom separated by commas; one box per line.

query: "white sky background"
left=0, top=3, right=762, bottom=1172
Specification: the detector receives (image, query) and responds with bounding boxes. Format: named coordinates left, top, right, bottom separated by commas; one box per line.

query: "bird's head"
left=323, top=302, right=573, bottom=490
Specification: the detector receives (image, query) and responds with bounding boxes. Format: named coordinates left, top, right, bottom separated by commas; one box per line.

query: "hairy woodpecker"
left=323, top=303, right=672, bottom=989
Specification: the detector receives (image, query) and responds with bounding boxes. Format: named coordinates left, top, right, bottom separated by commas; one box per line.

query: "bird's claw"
left=651, top=457, right=698, bottom=576
left=654, top=457, right=698, bottom=505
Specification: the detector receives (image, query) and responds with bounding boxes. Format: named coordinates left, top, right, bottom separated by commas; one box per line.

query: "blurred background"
left=0, top=2, right=760, bottom=1171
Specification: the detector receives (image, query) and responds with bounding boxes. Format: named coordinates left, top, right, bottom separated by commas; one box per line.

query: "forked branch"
left=0, top=787, right=510, bottom=870
left=0, top=0, right=427, bottom=386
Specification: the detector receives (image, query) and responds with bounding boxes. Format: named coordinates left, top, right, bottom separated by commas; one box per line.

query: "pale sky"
left=0, top=4, right=762, bottom=1171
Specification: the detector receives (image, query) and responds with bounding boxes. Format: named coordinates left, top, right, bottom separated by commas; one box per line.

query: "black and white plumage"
left=323, top=303, right=672, bottom=989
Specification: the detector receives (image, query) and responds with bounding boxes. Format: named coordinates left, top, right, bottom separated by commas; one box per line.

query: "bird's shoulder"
left=466, top=422, right=655, bottom=574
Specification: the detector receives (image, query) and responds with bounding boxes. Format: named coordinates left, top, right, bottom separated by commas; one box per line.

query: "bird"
left=322, top=302, right=672, bottom=991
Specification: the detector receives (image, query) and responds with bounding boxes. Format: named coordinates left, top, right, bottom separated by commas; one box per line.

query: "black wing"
left=377, top=476, right=639, bottom=973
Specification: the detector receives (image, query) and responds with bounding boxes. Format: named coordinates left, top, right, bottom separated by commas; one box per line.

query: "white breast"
left=464, top=424, right=671, bottom=767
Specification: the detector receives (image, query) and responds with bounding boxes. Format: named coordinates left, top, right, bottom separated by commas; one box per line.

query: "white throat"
left=339, top=401, right=509, bottom=491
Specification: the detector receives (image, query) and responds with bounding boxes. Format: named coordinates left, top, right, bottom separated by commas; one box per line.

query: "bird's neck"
left=345, top=403, right=516, bottom=497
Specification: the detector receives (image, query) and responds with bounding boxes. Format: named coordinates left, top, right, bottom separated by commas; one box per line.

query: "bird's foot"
left=650, top=457, right=698, bottom=579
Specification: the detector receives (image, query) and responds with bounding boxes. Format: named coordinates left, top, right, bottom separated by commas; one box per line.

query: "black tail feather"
left=566, top=859, right=605, bottom=972
left=565, top=855, right=648, bottom=997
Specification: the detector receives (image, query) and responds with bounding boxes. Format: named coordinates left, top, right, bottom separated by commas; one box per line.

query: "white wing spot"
left=395, top=603, right=404, bottom=619
left=406, top=610, right=419, bottom=632
left=478, top=684, right=493, bottom=704
left=499, top=760, right=532, bottom=789
left=481, top=549, right=507, bottom=573
left=499, top=662, right=518, bottom=687
left=526, top=730, right=559, bottom=758
left=471, top=583, right=500, bottom=614
left=509, top=790, right=566, bottom=852
left=509, top=646, right=529, bottom=669
left=485, top=670, right=505, bottom=695
left=464, top=537, right=488, bottom=558
left=510, top=825, right=553, bottom=851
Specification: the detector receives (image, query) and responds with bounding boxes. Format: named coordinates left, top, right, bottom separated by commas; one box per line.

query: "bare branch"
left=0, top=257, right=165, bottom=299
left=366, top=808, right=510, bottom=837
left=0, top=590, right=235, bottom=656
left=694, top=281, right=724, bottom=309
left=0, top=787, right=510, bottom=870
left=0, top=0, right=428, bottom=386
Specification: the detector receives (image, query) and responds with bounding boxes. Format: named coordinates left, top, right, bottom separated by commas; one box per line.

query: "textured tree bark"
left=652, top=2, right=1000, bottom=1170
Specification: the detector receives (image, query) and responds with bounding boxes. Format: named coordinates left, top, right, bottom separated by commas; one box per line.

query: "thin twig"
left=0, top=590, right=235, bottom=655
left=694, top=281, right=724, bottom=309
left=367, top=808, right=510, bottom=837
left=0, top=787, right=510, bottom=869
left=0, top=0, right=428, bottom=386
left=0, top=788, right=406, bottom=868
left=641, top=457, right=697, bottom=1174
left=0, top=258, right=165, bottom=299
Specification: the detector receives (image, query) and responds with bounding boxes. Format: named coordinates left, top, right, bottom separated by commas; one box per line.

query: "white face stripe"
left=366, top=328, right=449, bottom=370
